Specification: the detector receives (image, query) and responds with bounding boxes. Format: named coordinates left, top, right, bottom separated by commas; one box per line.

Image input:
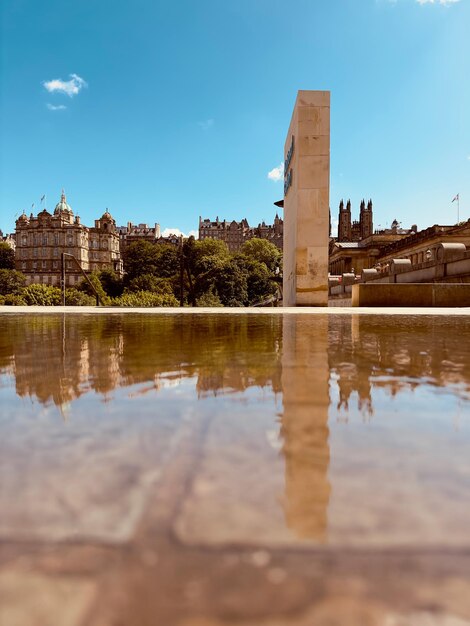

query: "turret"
left=360, top=197, right=373, bottom=239
left=338, top=199, right=352, bottom=241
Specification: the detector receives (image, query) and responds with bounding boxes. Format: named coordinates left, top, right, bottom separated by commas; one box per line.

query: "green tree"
left=126, top=274, right=173, bottom=294
left=183, top=239, right=230, bottom=304
left=123, top=241, right=179, bottom=282
left=78, top=272, right=111, bottom=305
left=243, top=258, right=277, bottom=305
left=0, top=243, right=15, bottom=269
left=212, top=258, right=248, bottom=307
left=153, top=244, right=180, bottom=278
left=194, top=238, right=230, bottom=264
left=97, top=269, right=124, bottom=298
left=123, top=240, right=160, bottom=280
left=0, top=269, right=26, bottom=295
left=240, top=238, right=282, bottom=273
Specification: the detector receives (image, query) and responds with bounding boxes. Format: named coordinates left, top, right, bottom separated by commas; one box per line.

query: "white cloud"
left=43, top=73, right=87, bottom=97
left=198, top=119, right=214, bottom=130
left=416, top=0, right=460, bottom=5
left=47, top=103, right=67, bottom=111
left=267, top=163, right=284, bottom=182
left=161, top=228, right=199, bottom=239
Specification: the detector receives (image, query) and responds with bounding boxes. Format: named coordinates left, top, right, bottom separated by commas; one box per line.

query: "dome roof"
left=101, top=209, right=113, bottom=221
left=54, top=190, right=73, bottom=216
left=17, top=211, right=29, bottom=223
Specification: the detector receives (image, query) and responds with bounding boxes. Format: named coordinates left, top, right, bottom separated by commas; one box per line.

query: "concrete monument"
left=283, top=91, right=330, bottom=306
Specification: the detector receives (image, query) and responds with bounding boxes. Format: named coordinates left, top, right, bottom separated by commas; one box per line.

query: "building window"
left=33, top=249, right=38, bottom=258
left=42, top=234, right=48, bottom=245
left=42, top=248, right=46, bottom=257
left=22, top=236, right=27, bottom=246
left=67, top=237, right=73, bottom=246
left=33, top=261, right=37, bottom=269
left=21, top=262, right=26, bottom=270
left=42, top=260, right=46, bottom=269
left=54, top=234, right=59, bottom=245
left=53, top=247, right=58, bottom=257
left=33, top=235, right=37, bottom=245
left=53, top=261, right=58, bottom=269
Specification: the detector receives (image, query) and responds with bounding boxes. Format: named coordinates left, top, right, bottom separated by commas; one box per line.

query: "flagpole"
left=458, top=195, right=460, bottom=224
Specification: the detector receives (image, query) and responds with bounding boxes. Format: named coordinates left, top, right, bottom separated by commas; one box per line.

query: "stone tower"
left=338, top=199, right=351, bottom=241
left=360, top=199, right=373, bottom=239
left=282, top=90, right=330, bottom=306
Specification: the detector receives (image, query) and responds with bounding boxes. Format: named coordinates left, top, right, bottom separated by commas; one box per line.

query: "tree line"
left=0, top=238, right=282, bottom=307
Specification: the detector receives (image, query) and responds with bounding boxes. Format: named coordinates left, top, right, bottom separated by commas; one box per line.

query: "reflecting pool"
left=1, top=312, right=470, bottom=625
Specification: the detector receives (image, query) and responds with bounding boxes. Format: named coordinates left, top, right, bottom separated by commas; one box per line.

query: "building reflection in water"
left=0, top=314, right=283, bottom=412
left=280, top=315, right=331, bottom=541
left=328, top=315, right=470, bottom=419
left=1, top=313, right=470, bottom=544
left=3, top=314, right=468, bottom=414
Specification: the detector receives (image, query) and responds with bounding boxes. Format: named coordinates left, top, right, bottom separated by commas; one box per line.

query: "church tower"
left=360, top=198, right=373, bottom=239
left=337, top=199, right=351, bottom=241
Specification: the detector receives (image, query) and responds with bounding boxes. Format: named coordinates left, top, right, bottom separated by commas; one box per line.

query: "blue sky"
left=1, top=0, right=469, bottom=237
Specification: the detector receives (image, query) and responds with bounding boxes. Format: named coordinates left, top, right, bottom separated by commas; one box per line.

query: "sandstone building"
left=14, top=191, right=123, bottom=286
left=329, top=199, right=415, bottom=275
left=117, top=222, right=161, bottom=248
left=117, top=222, right=183, bottom=249
left=198, top=214, right=283, bottom=252
left=337, top=199, right=373, bottom=242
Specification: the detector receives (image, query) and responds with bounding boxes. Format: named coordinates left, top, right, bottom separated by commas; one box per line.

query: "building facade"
left=117, top=222, right=184, bottom=249
left=15, top=191, right=123, bottom=286
left=117, top=222, right=161, bottom=249
left=375, top=221, right=470, bottom=269
left=198, top=214, right=283, bottom=252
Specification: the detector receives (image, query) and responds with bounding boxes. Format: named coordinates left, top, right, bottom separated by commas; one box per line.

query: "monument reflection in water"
left=0, top=313, right=469, bottom=546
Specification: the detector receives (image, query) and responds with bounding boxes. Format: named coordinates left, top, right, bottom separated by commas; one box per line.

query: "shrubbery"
left=64, top=288, right=96, bottom=306
left=112, top=290, right=179, bottom=307
left=3, top=294, right=27, bottom=306
left=196, top=287, right=223, bottom=307
left=22, top=284, right=62, bottom=306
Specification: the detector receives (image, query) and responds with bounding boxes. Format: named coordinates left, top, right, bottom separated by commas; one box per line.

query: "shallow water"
left=1, top=313, right=469, bottom=548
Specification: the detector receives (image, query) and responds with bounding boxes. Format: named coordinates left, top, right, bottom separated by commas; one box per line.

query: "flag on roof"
left=452, top=193, right=459, bottom=203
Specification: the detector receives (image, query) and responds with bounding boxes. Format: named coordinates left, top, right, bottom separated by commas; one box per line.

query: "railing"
left=329, top=245, right=470, bottom=298
left=61, top=253, right=102, bottom=306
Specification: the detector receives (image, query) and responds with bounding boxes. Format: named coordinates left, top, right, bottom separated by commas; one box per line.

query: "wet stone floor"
left=0, top=312, right=470, bottom=626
